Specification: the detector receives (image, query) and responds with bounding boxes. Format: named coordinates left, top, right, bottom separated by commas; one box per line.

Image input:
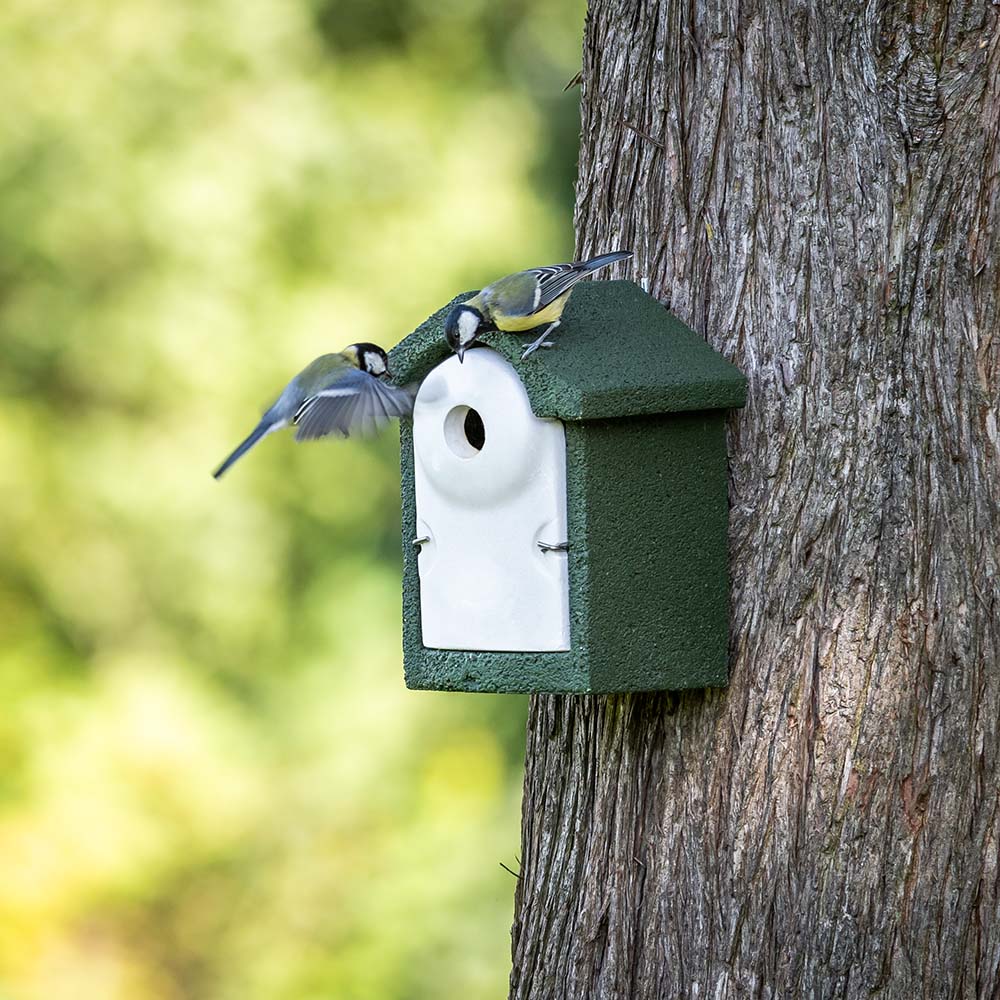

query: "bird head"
left=444, top=304, right=484, bottom=363
left=346, top=343, right=391, bottom=378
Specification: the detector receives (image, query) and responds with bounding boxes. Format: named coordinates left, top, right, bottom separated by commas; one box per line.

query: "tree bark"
left=510, top=2, right=1000, bottom=997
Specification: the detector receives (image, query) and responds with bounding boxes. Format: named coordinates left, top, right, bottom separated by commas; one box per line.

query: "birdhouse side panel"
left=399, top=419, right=422, bottom=674
left=577, top=412, right=732, bottom=692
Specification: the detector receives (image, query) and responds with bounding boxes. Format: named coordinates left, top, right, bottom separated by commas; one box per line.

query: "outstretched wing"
left=494, top=250, right=633, bottom=317
left=293, top=369, right=415, bottom=442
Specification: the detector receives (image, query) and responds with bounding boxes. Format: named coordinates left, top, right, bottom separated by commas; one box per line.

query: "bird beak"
left=456, top=346, right=466, bottom=364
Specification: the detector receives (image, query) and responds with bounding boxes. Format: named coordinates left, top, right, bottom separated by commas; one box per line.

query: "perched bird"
left=212, top=343, right=413, bottom=479
left=444, top=250, right=632, bottom=361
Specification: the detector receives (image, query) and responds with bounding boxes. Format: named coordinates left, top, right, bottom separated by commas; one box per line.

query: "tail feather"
left=213, top=421, right=274, bottom=479
left=581, top=250, right=633, bottom=272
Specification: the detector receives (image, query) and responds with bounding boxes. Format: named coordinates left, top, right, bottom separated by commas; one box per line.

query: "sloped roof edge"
left=388, top=281, right=746, bottom=420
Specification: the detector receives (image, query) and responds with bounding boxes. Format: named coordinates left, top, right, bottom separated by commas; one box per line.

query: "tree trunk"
left=510, top=2, right=1000, bottom=997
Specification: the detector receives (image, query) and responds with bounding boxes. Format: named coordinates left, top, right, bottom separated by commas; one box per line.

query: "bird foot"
left=520, top=340, right=556, bottom=359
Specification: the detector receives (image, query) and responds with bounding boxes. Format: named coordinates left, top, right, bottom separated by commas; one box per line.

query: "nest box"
left=388, top=280, right=746, bottom=694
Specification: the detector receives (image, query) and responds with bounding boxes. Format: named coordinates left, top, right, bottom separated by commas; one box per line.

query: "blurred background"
left=0, top=0, right=584, bottom=996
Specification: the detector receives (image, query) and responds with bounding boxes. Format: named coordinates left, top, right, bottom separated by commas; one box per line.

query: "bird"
left=212, top=343, right=414, bottom=479
left=443, top=250, right=632, bottom=361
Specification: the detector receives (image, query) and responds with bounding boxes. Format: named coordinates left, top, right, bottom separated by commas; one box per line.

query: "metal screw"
left=538, top=541, right=569, bottom=553
left=412, top=536, right=430, bottom=550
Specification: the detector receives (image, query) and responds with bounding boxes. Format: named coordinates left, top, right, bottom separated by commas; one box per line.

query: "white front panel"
left=413, top=348, right=569, bottom=651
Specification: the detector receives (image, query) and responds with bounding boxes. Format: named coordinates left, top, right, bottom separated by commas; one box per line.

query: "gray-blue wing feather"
left=490, top=251, right=632, bottom=317
left=531, top=251, right=633, bottom=309
left=293, top=370, right=415, bottom=441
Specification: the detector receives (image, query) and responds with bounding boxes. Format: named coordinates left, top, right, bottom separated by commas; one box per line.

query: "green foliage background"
left=0, top=1, right=584, bottom=995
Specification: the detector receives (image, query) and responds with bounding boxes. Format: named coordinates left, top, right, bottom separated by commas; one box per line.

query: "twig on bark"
left=622, top=119, right=664, bottom=149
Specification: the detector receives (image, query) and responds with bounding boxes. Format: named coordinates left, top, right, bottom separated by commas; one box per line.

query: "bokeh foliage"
left=0, top=0, right=584, bottom=995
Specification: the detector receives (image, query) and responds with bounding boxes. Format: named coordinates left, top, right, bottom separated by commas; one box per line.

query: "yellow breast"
left=493, top=291, right=571, bottom=332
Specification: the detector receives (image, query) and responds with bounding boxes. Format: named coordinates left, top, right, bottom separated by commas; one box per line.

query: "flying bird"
left=443, top=250, right=632, bottom=361
left=212, top=343, right=413, bottom=479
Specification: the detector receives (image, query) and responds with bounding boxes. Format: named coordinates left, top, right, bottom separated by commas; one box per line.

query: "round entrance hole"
left=444, top=405, right=486, bottom=458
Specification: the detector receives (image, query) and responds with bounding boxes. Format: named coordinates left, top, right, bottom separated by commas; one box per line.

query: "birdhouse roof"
left=389, top=280, right=746, bottom=421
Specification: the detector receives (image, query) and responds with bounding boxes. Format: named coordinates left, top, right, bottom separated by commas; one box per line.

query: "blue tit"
left=213, top=343, right=414, bottom=479
left=444, top=250, right=632, bottom=361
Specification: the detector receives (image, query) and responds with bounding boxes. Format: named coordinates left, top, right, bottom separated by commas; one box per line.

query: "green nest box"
left=388, top=280, right=746, bottom=694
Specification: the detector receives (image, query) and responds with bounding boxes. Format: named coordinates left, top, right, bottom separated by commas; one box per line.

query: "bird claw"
left=520, top=318, right=561, bottom=360
left=520, top=340, right=555, bottom=360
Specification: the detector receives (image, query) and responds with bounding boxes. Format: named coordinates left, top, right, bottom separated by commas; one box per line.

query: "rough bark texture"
left=510, top=2, right=1000, bottom=997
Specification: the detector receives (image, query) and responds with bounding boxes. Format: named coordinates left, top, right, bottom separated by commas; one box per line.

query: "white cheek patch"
left=458, top=310, right=480, bottom=346
left=364, top=351, right=386, bottom=375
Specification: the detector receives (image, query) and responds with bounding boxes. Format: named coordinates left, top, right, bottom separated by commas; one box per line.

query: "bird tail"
left=212, top=421, right=274, bottom=479
left=581, top=250, right=633, bottom=272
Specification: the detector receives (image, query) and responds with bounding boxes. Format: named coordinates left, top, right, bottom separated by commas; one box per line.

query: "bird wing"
left=484, top=263, right=579, bottom=318
left=292, top=369, right=415, bottom=442
left=478, top=270, right=541, bottom=318
left=525, top=263, right=583, bottom=311
left=487, top=251, right=632, bottom=318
